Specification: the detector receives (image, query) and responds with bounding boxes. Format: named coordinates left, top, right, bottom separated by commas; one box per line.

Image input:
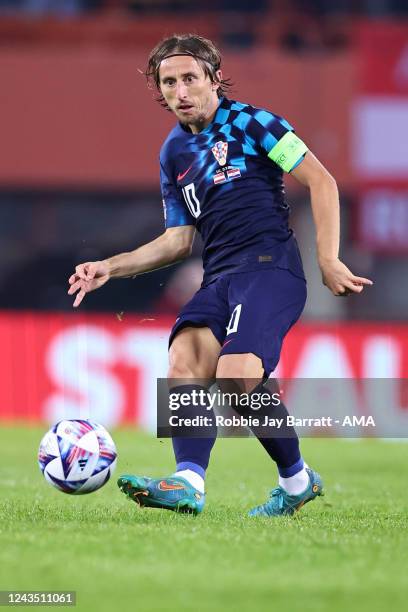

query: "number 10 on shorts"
left=226, top=304, right=242, bottom=335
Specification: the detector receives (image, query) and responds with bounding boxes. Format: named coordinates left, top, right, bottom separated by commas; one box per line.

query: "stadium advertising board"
left=0, top=312, right=407, bottom=434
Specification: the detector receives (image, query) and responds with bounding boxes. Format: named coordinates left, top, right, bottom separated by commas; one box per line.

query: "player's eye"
left=184, top=75, right=195, bottom=84
left=163, top=79, right=175, bottom=87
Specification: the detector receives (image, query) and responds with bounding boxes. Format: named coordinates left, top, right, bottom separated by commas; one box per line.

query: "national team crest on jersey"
left=211, top=141, right=228, bottom=166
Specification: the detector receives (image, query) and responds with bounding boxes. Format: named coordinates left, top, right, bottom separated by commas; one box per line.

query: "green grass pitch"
left=1, top=425, right=407, bottom=612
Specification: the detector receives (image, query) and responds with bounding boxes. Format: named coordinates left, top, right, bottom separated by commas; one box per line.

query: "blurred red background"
left=0, top=2, right=407, bottom=424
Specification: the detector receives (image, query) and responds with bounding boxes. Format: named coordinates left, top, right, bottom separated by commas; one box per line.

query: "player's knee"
left=217, top=353, right=263, bottom=378
left=168, top=341, right=199, bottom=378
left=216, top=353, right=264, bottom=389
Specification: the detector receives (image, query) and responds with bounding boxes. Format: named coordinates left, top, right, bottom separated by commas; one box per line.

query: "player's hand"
left=68, top=260, right=110, bottom=308
left=319, top=258, right=373, bottom=297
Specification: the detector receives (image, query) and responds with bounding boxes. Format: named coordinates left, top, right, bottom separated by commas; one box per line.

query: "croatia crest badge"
left=211, top=141, right=228, bottom=166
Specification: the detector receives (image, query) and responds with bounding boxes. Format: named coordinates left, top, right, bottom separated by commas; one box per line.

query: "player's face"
left=159, top=56, right=221, bottom=133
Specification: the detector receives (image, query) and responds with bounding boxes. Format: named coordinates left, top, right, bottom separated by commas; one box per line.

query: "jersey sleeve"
left=245, top=109, right=308, bottom=172
left=160, top=163, right=195, bottom=228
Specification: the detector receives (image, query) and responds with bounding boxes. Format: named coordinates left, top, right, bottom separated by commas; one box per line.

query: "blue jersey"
left=160, top=97, right=308, bottom=285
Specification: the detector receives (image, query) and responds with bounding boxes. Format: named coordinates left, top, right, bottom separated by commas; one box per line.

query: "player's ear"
left=212, top=69, right=223, bottom=91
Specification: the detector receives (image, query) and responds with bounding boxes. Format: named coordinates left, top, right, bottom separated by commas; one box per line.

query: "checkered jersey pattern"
left=160, top=97, right=307, bottom=284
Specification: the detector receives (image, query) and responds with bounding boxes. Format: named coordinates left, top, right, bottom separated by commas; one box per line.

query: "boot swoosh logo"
left=177, top=165, right=193, bottom=182
left=158, top=480, right=185, bottom=491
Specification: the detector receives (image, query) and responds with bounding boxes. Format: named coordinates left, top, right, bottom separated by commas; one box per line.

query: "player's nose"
left=175, top=80, right=188, bottom=99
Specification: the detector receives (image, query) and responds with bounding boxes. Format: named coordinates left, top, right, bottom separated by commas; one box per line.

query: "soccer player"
left=68, top=34, right=372, bottom=517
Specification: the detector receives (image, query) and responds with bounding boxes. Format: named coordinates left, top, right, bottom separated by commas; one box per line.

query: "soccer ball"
left=38, top=419, right=117, bottom=494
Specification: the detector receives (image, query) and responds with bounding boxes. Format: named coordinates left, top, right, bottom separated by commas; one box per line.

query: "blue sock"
left=239, top=382, right=302, bottom=473
left=170, top=384, right=217, bottom=478
left=276, top=456, right=304, bottom=478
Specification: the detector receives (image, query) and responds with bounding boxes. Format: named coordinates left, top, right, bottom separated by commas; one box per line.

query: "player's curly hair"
left=145, top=34, right=232, bottom=109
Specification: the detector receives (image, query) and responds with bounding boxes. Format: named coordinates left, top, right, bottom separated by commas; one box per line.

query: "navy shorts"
left=168, top=268, right=307, bottom=376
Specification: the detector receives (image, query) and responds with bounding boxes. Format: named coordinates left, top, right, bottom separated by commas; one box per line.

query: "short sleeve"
left=245, top=109, right=308, bottom=173
left=160, top=163, right=195, bottom=228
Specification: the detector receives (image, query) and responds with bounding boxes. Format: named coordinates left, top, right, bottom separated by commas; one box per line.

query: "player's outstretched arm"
left=290, top=152, right=373, bottom=296
left=68, top=225, right=195, bottom=308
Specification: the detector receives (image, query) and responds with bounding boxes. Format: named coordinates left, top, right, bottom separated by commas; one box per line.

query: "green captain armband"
left=267, top=131, right=308, bottom=172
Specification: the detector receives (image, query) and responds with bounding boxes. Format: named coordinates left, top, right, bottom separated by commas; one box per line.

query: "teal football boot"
left=249, top=468, right=323, bottom=517
left=117, top=474, right=205, bottom=515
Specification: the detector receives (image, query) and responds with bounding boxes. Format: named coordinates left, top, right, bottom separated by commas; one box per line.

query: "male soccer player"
left=68, top=34, right=372, bottom=517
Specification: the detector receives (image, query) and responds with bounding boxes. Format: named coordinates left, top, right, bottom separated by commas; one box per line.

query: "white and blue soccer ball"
left=38, top=419, right=117, bottom=494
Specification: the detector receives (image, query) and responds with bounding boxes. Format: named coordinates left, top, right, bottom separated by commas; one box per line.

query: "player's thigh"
left=168, top=325, right=221, bottom=380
